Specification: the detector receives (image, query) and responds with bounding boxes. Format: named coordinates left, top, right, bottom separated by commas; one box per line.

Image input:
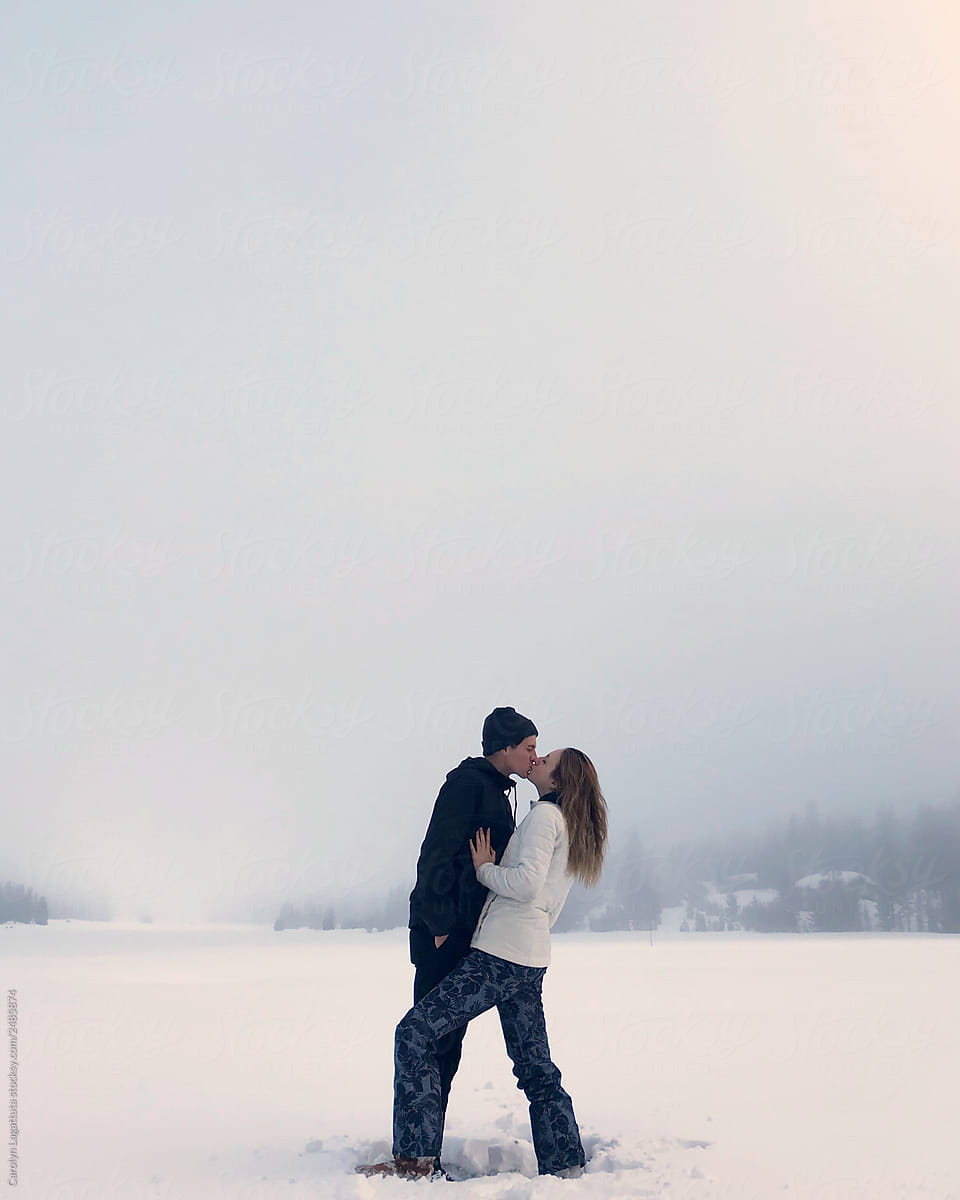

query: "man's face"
left=502, top=737, right=538, bottom=778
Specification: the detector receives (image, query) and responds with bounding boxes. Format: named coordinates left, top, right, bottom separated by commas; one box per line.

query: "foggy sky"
left=2, top=1, right=958, bottom=921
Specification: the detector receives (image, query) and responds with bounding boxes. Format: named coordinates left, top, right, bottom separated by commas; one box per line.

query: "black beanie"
left=481, top=706, right=538, bottom=756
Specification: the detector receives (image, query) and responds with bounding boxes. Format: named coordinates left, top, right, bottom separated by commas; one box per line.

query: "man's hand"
left=470, top=827, right=496, bottom=869
left=434, top=934, right=448, bottom=948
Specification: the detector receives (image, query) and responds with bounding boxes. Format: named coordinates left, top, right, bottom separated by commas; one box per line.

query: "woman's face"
left=529, top=749, right=563, bottom=791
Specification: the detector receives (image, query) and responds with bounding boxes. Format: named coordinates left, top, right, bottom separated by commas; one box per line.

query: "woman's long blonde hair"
left=552, top=748, right=607, bottom=887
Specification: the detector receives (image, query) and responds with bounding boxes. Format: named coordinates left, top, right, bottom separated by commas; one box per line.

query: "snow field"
left=4, top=922, right=958, bottom=1199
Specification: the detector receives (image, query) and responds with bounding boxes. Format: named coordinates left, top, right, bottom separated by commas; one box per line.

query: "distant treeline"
left=275, top=797, right=960, bottom=936
left=274, top=882, right=409, bottom=933
left=561, top=796, right=960, bottom=934
left=1, top=881, right=49, bottom=925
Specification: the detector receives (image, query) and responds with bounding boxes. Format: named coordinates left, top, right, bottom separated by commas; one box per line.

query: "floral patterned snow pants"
left=393, top=948, right=586, bottom=1176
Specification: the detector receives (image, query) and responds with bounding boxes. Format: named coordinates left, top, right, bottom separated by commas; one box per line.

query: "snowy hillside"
left=794, top=870, right=873, bottom=888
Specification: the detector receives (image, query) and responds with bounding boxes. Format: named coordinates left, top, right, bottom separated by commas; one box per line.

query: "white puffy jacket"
left=470, top=795, right=573, bottom=968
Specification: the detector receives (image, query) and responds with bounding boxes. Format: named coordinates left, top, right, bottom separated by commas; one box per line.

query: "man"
left=407, top=705, right=538, bottom=1163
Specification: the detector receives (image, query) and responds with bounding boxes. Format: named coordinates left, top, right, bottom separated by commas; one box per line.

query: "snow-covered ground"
left=5, top=921, right=959, bottom=1199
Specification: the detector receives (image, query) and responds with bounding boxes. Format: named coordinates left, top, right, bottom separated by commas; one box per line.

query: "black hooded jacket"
left=408, top=756, right=518, bottom=953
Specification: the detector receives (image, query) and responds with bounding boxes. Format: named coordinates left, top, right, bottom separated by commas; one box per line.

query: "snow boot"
left=355, top=1155, right=437, bottom=1179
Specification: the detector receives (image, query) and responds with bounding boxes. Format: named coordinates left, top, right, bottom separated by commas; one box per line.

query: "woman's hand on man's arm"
left=470, top=827, right=497, bottom=870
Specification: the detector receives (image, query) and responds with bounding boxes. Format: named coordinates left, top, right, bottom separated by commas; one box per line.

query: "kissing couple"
left=359, top=705, right=608, bottom=1180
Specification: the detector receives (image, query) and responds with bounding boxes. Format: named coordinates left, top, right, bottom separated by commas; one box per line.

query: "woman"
left=358, top=747, right=608, bottom=1180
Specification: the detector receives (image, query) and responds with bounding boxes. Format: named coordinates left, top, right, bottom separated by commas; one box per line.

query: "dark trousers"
left=394, top=949, right=585, bottom=1176
left=410, top=930, right=469, bottom=1154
